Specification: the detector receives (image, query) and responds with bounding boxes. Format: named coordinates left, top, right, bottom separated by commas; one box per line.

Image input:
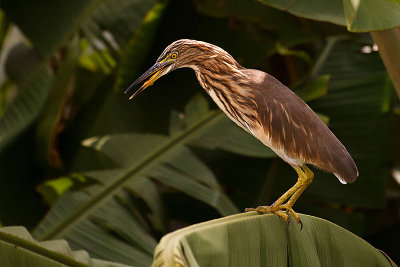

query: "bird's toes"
left=244, top=205, right=273, bottom=214
left=281, top=205, right=303, bottom=229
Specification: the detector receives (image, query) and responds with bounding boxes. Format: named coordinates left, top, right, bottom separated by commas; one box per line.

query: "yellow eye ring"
left=171, top=52, right=177, bottom=59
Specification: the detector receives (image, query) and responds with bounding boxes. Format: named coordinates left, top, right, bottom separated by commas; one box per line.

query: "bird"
left=125, top=39, right=358, bottom=225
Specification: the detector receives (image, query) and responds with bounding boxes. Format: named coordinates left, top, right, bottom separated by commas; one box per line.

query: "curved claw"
left=245, top=205, right=303, bottom=229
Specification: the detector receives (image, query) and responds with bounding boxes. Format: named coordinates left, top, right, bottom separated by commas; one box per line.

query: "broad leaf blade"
left=257, top=0, right=345, bottom=26
left=0, top=44, right=52, bottom=152
left=33, top=189, right=154, bottom=266
left=1, top=0, right=157, bottom=58
left=153, top=213, right=395, bottom=266
left=1, top=0, right=99, bottom=57
left=0, top=226, right=129, bottom=267
left=34, top=109, right=238, bottom=242
left=343, top=0, right=400, bottom=32
left=258, top=0, right=400, bottom=32
left=115, top=0, right=168, bottom=92
left=83, top=134, right=238, bottom=215
left=124, top=176, right=167, bottom=232
left=35, top=37, right=81, bottom=168
left=191, top=115, right=276, bottom=158
left=149, top=165, right=237, bottom=216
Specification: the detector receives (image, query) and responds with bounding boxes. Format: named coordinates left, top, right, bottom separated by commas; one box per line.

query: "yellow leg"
left=245, top=164, right=314, bottom=227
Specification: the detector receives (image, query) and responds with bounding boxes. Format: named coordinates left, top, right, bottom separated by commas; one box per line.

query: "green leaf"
left=153, top=213, right=395, bottom=266
left=256, top=0, right=346, bottom=26
left=66, top=218, right=153, bottom=266
left=371, top=26, right=400, bottom=99
left=34, top=189, right=154, bottom=266
left=1, top=0, right=99, bottom=58
left=81, top=133, right=238, bottom=216
left=1, top=0, right=157, bottom=58
left=34, top=108, right=238, bottom=241
left=296, top=74, right=330, bottom=102
left=87, top=195, right=157, bottom=256
left=149, top=165, right=236, bottom=215
left=36, top=173, right=87, bottom=205
left=124, top=176, right=167, bottom=232
left=195, top=0, right=318, bottom=57
left=343, top=0, right=400, bottom=32
left=115, top=0, right=168, bottom=92
left=0, top=44, right=52, bottom=152
left=191, top=115, right=276, bottom=158
left=257, top=0, right=400, bottom=32
left=196, top=0, right=296, bottom=30
left=37, top=177, right=76, bottom=206
left=35, top=37, right=81, bottom=168
left=275, top=42, right=312, bottom=64
left=0, top=226, right=130, bottom=266
left=163, top=146, right=220, bottom=190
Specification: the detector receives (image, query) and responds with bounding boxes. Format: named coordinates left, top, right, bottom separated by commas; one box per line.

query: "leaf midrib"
left=39, top=110, right=225, bottom=240
left=0, top=230, right=88, bottom=267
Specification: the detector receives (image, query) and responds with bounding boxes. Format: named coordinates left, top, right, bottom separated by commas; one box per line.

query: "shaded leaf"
left=35, top=37, right=81, bottom=168
left=34, top=189, right=154, bottom=266
left=66, top=219, right=153, bottom=267
left=1, top=0, right=99, bottom=58
left=1, top=0, right=157, bottom=58
left=115, top=0, right=168, bottom=92
left=124, top=176, right=167, bottom=232
left=343, top=0, right=400, bottom=32
left=0, top=226, right=129, bottom=267
left=0, top=44, right=52, bottom=152
left=257, top=0, right=346, bottom=26
left=296, top=74, right=330, bottom=102
left=275, top=42, right=312, bottom=64
left=34, top=108, right=238, bottom=242
left=258, top=0, right=400, bottom=32
left=195, top=0, right=317, bottom=56
left=191, top=115, right=276, bottom=158
left=149, top=165, right=237, bottom=215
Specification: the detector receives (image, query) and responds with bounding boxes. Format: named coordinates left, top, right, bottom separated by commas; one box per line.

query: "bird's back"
left=243, top=69, right=358, bottom=183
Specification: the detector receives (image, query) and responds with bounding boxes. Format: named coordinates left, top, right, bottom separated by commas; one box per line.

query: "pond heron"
left=125, top=39, right=358, bottom=226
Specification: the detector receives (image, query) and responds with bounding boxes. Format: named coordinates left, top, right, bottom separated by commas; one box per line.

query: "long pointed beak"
left=125, top=60, right=172, bottom=99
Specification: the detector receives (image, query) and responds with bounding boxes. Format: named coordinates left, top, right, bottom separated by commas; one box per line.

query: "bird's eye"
left=170, top=52, right=178, bottom=59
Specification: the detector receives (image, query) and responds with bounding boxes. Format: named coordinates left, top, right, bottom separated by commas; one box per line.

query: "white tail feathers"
left=334, top=173, right=348, bottom=184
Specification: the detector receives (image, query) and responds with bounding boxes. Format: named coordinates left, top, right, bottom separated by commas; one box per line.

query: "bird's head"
left=124, top=39, right=194, bottom=99
left=125, top=39, right=240, bottom=99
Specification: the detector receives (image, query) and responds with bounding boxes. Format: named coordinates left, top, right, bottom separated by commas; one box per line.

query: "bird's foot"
left=245, top=204, right=303, bottom=230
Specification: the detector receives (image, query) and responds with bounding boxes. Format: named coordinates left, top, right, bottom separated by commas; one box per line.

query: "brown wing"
left=245, top=69, right=358, bottom=183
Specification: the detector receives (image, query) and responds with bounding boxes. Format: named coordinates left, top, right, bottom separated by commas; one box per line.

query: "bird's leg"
left=284, top=165, right=314, bottom=209
left=245, top=165, right=314, bottom=226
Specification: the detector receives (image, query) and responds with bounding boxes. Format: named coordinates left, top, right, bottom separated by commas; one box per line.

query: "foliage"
left=257, top=0, right=400, bottom=32
left=154, top=213, right=395, bottom=266
left=0, top=226, right=129, bottom=267
left=0, top=0, right=399, bottom=266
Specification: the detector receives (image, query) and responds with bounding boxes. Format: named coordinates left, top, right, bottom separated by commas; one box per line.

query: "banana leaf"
left=0, top=43, right=52, bottom=152
left=153, top=213, right=396, bottom=266
left=1, top=0, right=157, bottom=58
left=0, top=226, right=130, bottom=267
left=257, top=0, right=400, bottom=32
